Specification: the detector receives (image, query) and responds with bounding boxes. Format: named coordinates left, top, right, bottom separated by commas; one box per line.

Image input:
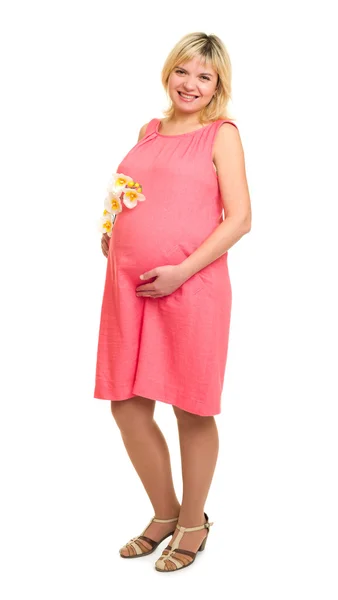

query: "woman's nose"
left=183, top=79, right=197, bottom=92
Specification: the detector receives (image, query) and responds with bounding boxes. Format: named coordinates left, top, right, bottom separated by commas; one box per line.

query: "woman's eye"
left=175, top=69, right=210, bottom=81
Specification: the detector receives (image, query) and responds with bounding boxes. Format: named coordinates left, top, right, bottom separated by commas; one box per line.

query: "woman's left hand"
left=135, top=264, right=186, bottom=298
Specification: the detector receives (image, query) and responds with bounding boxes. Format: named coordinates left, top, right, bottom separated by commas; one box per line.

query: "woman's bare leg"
left=111, top=396, right=181, bottom=554
left=167, top=406, right=219, bottom=553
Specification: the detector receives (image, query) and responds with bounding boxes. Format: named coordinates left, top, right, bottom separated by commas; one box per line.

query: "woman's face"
left=168, top=55, right=218, bottom=116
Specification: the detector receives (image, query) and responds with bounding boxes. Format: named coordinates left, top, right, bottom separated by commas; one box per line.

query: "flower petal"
left=98, top=214, right=113, bottom=235
left=104, top=193, right=123, bottom=215
left=122, top=188, right=142, bottom=209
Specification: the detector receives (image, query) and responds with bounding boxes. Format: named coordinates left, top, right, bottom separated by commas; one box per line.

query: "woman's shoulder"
left=138, top=122, right=149, bottom=142
left=137, top=118, right=159, bottom=142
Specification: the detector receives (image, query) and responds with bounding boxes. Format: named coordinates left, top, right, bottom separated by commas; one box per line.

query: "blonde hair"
left=161, top=32, right=235, bottom=125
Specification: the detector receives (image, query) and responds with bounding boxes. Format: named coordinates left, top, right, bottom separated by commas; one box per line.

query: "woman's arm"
left=178, top=122, right=252, bottom=282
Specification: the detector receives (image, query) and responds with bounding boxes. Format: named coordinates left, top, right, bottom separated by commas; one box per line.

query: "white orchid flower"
left=122, top=188, right=146, bottom=209
left=104, top=191, right=123, bottom=215
left=98, top=210, right=114, bottom=237
left=107, top=173, right=134, bottom=193
left=98, top=173, right=146, bottom=237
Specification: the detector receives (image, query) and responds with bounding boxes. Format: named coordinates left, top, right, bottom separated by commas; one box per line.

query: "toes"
left=120, top=543, right=137, bottom=557
left=120, top=539, right=152, bottom=557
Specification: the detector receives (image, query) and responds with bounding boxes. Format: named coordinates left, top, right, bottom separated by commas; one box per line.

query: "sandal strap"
left=140, top=515, right=178, bottom=536
left=167, top=546, right=197, bottom=559
left=137, top=535, right=157, bottom=548
left=152, top=516, right=179, bottom=523
left=169, top=520, right=213, bottom=554
left=176, top=521, right=214, bottom=533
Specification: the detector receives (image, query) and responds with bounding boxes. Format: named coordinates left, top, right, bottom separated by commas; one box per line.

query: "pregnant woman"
left=94, top=31, right=251, bottom=572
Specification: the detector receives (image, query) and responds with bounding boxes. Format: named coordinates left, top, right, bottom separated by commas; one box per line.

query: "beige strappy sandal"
left=119, top=516, right=179, bottom=559
left=154, top=512, right=214, bottom=572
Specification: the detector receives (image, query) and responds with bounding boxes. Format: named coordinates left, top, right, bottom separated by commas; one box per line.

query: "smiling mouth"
left=178, top=91, right=199, bottom=100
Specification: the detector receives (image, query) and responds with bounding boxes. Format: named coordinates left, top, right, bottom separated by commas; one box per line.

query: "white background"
left=1, top=0, right=337, bottom=598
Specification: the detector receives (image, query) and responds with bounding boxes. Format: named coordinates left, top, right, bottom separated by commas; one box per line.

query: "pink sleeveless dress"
left=94, top=117, right=238, bottom=416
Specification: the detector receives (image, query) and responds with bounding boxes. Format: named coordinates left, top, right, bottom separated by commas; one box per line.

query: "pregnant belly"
left=108, top=235, right=208, bottom=297
left=108, top=208, right=223, bottom=293
left=109, top=211, right=186, bottom=280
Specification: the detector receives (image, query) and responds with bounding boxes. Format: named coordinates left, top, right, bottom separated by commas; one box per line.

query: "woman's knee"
left=173, top=405, right=212, bottom=426
left=110, top=395, right=155, bottom=434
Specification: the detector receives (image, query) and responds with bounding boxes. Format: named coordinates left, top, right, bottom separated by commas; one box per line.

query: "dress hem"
left=93, top=384, right=221, bottom=417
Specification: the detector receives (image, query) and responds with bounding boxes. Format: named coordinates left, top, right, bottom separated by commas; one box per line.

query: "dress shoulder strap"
left=143, top=118, right=159, bottom=136
left=206, top=119, right=239, bottom=161
left=210, top=118, right=238, bottom=139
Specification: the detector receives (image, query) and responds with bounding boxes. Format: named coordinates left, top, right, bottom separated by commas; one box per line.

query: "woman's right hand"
left=101, top=233, right=110, bottom=258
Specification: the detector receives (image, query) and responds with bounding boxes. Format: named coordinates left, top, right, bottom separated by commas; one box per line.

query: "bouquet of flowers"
left=98, top=173, right=146, bottom=237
